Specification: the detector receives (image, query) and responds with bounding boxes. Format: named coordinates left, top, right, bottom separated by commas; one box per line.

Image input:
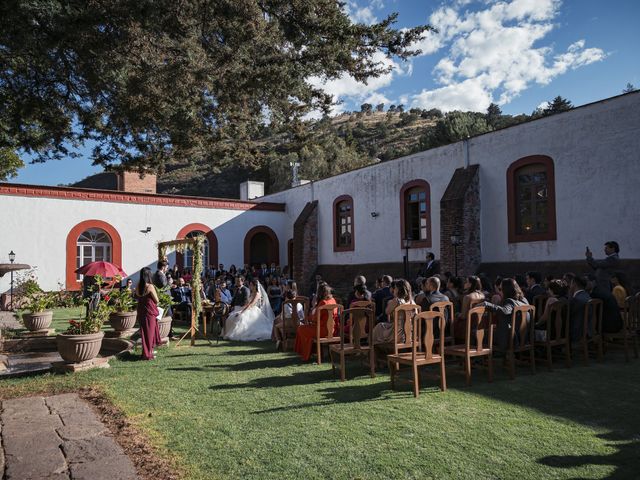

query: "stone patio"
left=0, top=393, right=139, bottom=479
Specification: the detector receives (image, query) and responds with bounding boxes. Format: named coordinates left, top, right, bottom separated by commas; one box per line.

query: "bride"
left=223, top=278, right=275, bottom=341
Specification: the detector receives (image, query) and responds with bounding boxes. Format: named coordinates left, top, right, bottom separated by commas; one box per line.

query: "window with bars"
left=507, top=155, right=557, bottom=243
left=400, top=180, right=431, bottom=247
left=76, top=229, right=112, bottom=280
left=333, top=195, right=354, bottom=251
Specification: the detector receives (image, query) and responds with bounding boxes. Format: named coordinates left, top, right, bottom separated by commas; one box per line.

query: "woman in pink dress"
left=136, top=267, right=162, bottom=360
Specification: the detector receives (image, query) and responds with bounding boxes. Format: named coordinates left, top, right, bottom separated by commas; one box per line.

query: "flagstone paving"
left=0, top=393, right=139, bottom=479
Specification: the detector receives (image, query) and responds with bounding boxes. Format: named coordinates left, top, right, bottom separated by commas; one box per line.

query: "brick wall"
left=117, top=171, right=157, bottom=194
left=440, top=165, right=481, bottom=277
left=293, top=201, right=318, bottom=296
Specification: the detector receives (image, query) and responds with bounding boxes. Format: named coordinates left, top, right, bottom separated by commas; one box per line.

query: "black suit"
left=587, top=253, right=619, bottom=292
left=232, top=285, right=251, bottom=308
left=525, top=284, right=546, bottom=304
left=590, top=287, right=623, bottom=334
left=420, top=260, right=440, bottom=278
left=372, top=286, right=392, bottom=322
left=569, top=290, right=591, bottom=342
left=483, top=298, right=530, bottom=352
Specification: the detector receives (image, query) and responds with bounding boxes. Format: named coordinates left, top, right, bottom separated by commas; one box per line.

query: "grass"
left=2, top=308, right=640, bottom=479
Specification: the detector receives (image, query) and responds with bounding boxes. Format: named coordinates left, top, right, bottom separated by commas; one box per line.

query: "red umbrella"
left=75, top=261, right=127, bottom=278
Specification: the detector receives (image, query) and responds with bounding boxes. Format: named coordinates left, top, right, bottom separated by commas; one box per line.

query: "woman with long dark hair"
left=136, top=267, right=162, bottom=360
left=481, top=278, right=530, bottom=352
left=294, top=282, right=339, bottom=361
left=372, top=279, right=414, bottom=345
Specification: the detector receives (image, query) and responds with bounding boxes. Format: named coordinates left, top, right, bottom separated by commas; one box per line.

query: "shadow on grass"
left=538, top=431, right=640, bottom=479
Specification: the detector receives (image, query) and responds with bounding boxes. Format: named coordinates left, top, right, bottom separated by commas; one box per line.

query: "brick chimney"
left=116, top=171, right=157, bottom=194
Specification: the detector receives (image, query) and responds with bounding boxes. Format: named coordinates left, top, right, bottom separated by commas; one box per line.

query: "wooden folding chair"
left=603, top=295, right=639, bottom=362
left=505, top=304, right=536, bottom=379
left=388, top=311, right=447, bottom=397
left=329, top=305, right=376, bottom=381
left=534, top=300, right=571, bottom=370
left=581, top=298, right=604, bottom=365
left=533, top=294, right=548, bottom=323
left=311, top=303, right=343, bottom=364
left=445, top=306, right=494, bottom=386
left=281, top=296, right=309, bottom=351
left=375, top=304, right=421, bottom=367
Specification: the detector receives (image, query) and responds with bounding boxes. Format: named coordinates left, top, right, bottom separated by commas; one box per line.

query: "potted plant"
left=57, top=276, right=112, bottom=363
left=157, top=289, right=175, bottom=342
left=107, top=279, right=137, bottom=332
left=21, top=291, right=56, bottom=332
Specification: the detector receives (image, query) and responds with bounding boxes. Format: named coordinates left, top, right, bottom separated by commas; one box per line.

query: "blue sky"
left=10, top=0, right=640, bottom=187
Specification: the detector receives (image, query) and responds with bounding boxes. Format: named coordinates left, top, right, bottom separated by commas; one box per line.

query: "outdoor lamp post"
left=402, top=237, right=412, bottom=279
left=9, top=250, right=15, bottom=310
left=450, top=235, right=462, bottom=277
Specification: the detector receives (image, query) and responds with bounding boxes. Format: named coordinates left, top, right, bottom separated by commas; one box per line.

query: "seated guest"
left=611, top=272, right=629, bottom=308
left=346, top=275, right=372, bottom=306
left=457, top=276, right=485, bottom=322
left=172, top=277, right=193, bottom=321
left=419, top=276, right=450, bottom=338
left=294, top=283, right=339, bottom=361
left=372, top=279, right=414, bottom=345
left=479, top=275, right=492, bottom=298
left=273, top=290, right=305, bottom=350
left=481, top=278, right=530, bottom=352
left=491, top=277, right=503, bottom=304
left=525, top=271, right=546, bottom=304
left=445, top=276, right=463, bottom=314
left=569, top=275, right=591, bottom=342
left=414, top=278, right=428, bottom=307
left=587, top=274, right=623, bottom=334
left=534, top=279, right=568, bottom=342
left=217, top=280, right=232, bottom=305
left=182, top=269, right=192, bottom=283
left=372, top=275, right=393, bottom=322
left=543, top=275, right=555, bottom=290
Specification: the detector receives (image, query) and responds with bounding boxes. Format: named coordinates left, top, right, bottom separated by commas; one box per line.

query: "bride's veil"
left=257, top=282, right=275, bottom=322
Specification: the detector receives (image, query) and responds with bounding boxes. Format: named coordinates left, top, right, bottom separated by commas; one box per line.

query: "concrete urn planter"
left=109, top=311, right=137, bottom=331
left=22, top=311, right=53, bottom=331
left=158, top=316, right=172, bottom=341
left=56, top=331, right=104, bottom=363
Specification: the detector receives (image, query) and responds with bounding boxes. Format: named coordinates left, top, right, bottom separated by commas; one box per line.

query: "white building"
left=1, top=91, right=639, bottom=299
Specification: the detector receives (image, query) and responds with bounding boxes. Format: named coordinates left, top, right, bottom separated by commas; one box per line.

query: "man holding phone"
left=585, top=241, right=620, bottom=292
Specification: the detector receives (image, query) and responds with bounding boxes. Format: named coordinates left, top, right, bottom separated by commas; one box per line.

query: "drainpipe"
left=464, top=136, right=470, bottom=168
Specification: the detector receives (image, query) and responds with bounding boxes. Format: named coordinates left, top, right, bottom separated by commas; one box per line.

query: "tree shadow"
left=538, top=431, right=640, bottom=479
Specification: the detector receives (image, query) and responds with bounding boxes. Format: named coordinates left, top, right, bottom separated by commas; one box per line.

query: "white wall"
left=0, top=195, right=286, bottom=292
left=262, top=92, right=640, bottom=267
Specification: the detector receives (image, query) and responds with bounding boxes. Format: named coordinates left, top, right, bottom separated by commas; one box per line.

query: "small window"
left=333, top=195, right=354, bottom=252
left=184, top=230, right=209, bottom=269
left=400, top=180, right=431, bottom=248
left=507, top=155, right=557, bottom=243
left=76, top=228, right=112, bottom=280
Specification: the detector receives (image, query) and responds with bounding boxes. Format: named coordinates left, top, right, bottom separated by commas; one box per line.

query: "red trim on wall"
left=175, top=223, right=219, bottom=269
left=506, top=155, right=557, bottom=243
left=66, top=220, right=122, bottom=291
left=244, top=226, right=280, bottom=267
left=0, top=182, right=285, bottom=211
left=332, top=194, right=355, bottom=252
left=399, top=179, right=432, bottom=249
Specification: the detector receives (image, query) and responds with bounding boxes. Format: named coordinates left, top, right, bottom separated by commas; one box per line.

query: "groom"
left=231, top=276, right=251, bottom=310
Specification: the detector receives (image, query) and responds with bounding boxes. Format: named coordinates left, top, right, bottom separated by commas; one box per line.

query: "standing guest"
left=122, top=278, right=135, bottom=293
left=267, top=277, right=283, bottom=315
left=481, top=278, right=530, bottom=353
left=372, top=279, right=415, bottom=345
left=346, top=275, right=372, bottom=306
left=294, top=283, right=338, bottom=361
left=153, top=260, right=169, bottom=289
left=586, top=241, right=620, bottom=292
left=136, top=267, right=161, bottom=360
left=372, top=275, right=393, bottom=322
left=525, top=271, right=546, bottom=304
left=419, top=252, right=440, bottom=278
left=611, top=272, right=629, bottom=308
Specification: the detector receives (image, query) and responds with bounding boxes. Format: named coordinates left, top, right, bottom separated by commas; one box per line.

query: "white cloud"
left=345, top=1, right=377, bottom=25
left=410, top=0, right=606, bottom=112
left=363, top=92, right=392, bottom=106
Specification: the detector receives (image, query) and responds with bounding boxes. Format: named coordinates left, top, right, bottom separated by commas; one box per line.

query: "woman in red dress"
left=136, top=267, right=162, bottom=360
left=294, top=283, right=339, bottom=361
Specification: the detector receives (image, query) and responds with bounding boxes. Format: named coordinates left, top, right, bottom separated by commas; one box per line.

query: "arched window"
left=333, top=195, right=354, bottom=252
left=400, top=180, right=431, bottom=248
left=184, top=231, right=209, bottom=270
left=507, top=155, right=557, bottom=243
left=76, top=228, right=112, bottom=280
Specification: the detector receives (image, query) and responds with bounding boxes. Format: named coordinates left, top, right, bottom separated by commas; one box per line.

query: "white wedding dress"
left=223, top=284, right=275, bottom=341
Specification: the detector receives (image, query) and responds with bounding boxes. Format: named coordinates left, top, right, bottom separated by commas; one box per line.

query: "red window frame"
left=333, top=195, right=355, bottom=252
left=399, top=180, right=431, bottom=248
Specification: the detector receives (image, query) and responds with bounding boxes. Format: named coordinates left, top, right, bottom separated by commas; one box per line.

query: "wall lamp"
left=140, top=227, right=152, bottom=234
left=370, top=212, right=379, bottom=218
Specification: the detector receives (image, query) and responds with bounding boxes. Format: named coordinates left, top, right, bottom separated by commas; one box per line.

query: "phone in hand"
left=585, top=246, right=591, bottom=256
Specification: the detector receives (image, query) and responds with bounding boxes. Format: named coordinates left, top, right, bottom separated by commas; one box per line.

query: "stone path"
left=0, top=312, right=20, bottom=331
left=1, top=393, right=139, bottom=479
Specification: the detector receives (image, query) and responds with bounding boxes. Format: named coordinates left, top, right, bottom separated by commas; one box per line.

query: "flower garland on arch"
left=156, top=235, right=205, bottom=320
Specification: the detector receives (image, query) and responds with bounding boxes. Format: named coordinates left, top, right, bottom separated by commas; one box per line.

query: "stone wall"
left=440, top=165, right=481, bottom=277
left=293, top=201, right=318, bottom=296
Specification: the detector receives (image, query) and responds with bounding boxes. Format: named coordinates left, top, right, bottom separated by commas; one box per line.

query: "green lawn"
left=3, top=308, right=639, bottom=479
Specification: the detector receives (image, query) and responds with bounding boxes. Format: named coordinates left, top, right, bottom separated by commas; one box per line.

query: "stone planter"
left=158, top=316, right=172, bottom=342
left=56, top=331, right=104, bottom=363
left=108, top=311, right=137, bottom=331
left=22, top=311, right=53, bottom=331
